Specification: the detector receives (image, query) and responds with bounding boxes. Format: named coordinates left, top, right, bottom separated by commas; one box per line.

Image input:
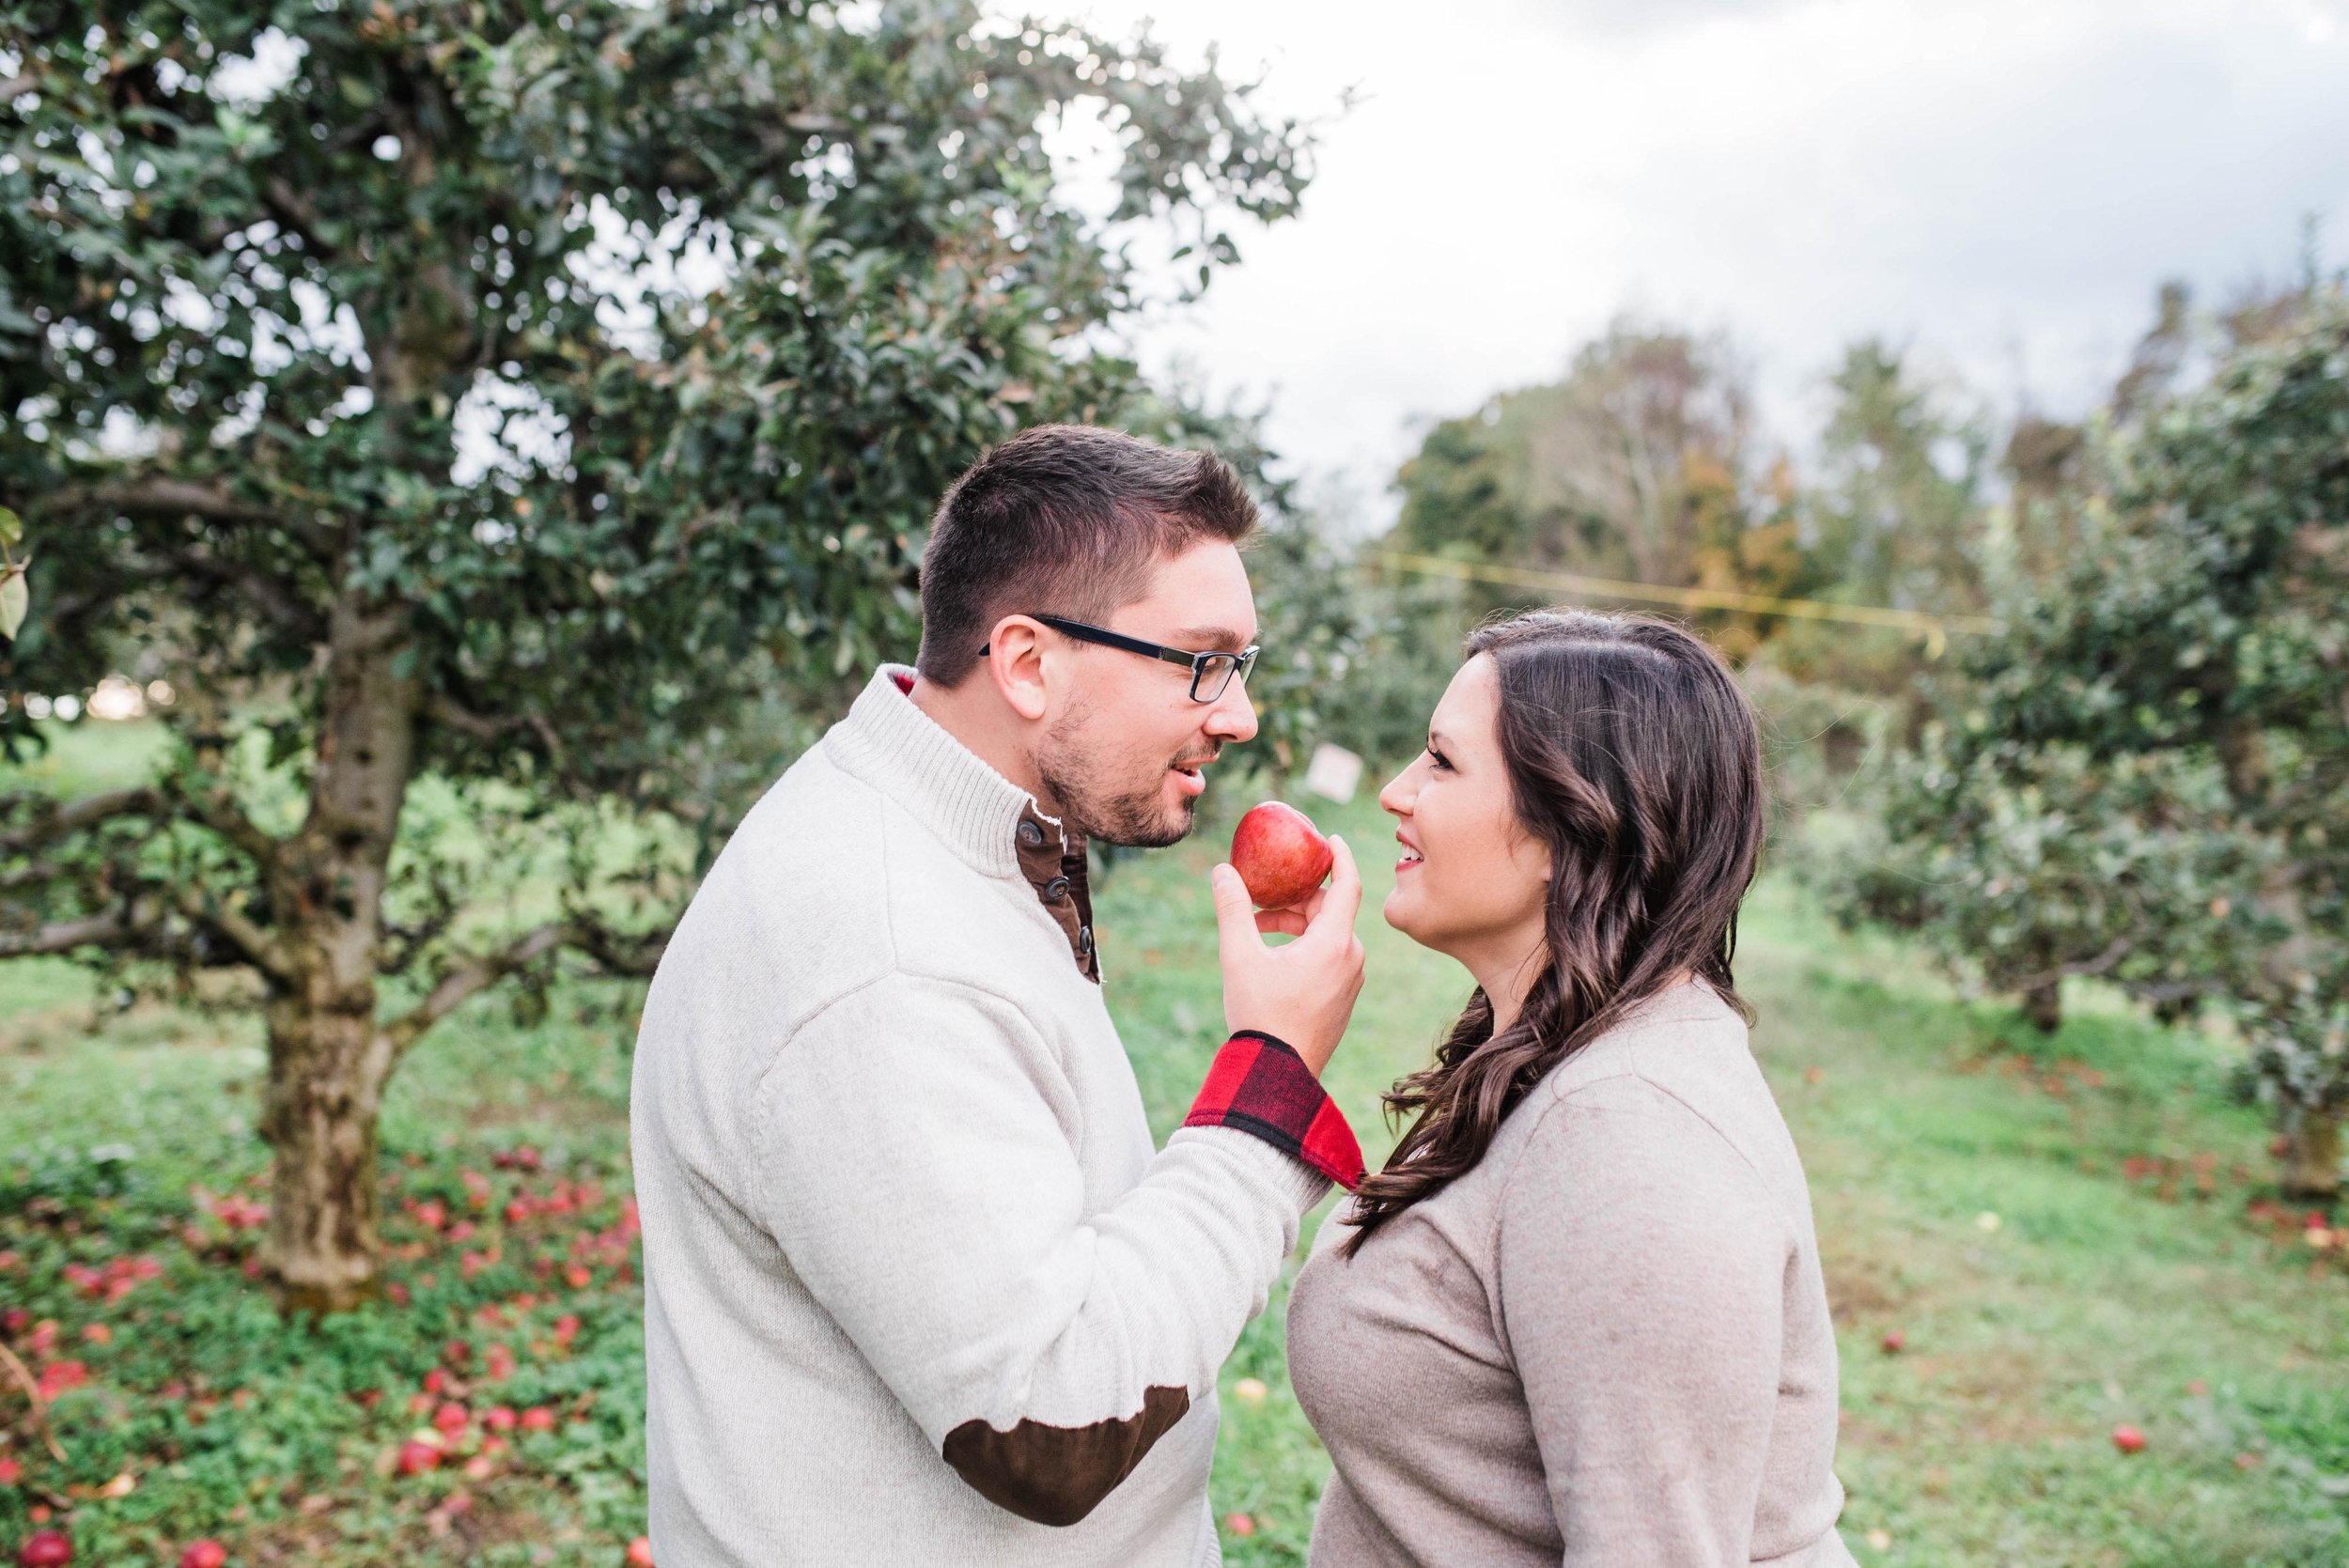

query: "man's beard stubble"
left=1034, top=698, right=1210, bottom=849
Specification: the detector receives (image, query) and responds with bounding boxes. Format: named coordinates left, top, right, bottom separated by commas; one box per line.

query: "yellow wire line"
left=1370, top=550, right=2005, bottom=659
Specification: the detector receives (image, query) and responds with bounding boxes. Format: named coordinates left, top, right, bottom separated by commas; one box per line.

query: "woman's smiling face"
left=1377, top=654, right=1552, bottom=972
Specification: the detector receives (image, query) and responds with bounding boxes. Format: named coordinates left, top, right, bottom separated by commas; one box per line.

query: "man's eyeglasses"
left=986, top=614, right=1260, bottom=703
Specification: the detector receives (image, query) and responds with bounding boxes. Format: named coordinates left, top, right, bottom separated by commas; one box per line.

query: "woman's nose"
left=1378, top=766, right=1414, bottom=816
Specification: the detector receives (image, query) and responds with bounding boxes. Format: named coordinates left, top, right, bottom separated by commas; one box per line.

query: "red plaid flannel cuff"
left=1182, top=1031, right=1365, bottom=1190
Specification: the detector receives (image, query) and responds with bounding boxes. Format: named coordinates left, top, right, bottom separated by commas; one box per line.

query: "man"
left=631, top=425, right=1369, bottom=1565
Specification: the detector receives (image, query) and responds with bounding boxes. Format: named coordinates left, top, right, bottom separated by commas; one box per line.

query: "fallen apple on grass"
left=626, top=1538, right=656, bottom=1567
left=1230, top=802, right=1333, bottom=910
left=15, top=1531, right=71, bottom=1567
left=2111, top=1424, right=2146, bottom=1454
left=178, top=1543, right=228, bottom=1568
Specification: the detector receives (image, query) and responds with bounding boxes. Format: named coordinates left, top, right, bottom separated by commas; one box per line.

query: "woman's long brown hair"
left=1340, top=610, right=1766, bottom=1254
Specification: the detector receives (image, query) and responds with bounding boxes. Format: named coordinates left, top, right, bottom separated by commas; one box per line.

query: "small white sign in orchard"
left=1304, top=742, right=1364, bottom=804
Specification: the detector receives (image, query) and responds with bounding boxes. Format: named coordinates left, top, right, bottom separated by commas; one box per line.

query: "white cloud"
left=1051, top=0, right=2349, bottom=526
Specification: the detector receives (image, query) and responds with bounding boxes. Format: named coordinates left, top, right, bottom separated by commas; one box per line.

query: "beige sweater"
left=1286, top=983, right=1857, bottom=1567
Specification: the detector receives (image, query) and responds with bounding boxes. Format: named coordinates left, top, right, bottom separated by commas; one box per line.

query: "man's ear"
left=985, top=615, right=1052, bottom=722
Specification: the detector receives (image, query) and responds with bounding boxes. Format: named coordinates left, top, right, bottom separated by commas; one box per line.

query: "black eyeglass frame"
left=985, top=614, right=1260, bottom=703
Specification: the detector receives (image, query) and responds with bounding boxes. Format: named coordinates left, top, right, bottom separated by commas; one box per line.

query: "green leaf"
left=0, top=505, right=20, bottom=546
left=0, top=566, right=26, bottom=641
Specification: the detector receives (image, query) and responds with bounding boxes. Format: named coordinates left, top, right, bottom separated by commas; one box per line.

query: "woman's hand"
left=1210, top=835, right=1366, bottom=1078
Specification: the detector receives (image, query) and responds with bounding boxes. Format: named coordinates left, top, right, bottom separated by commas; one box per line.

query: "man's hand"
left=1210, top=835, right=1366, bottom=1078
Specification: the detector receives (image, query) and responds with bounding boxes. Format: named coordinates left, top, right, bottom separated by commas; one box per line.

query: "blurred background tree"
left=1839, top=280, right=2349, bottom=1195
left=1372, top=319, right=1998, bottom=810
left=1390, top=320, right=1810, bottom=658
left=0, top=0, right=1316, bottom=1311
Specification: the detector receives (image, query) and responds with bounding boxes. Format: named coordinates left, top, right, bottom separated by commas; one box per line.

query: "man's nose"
left=1206, top=679, right=1258, bottom=743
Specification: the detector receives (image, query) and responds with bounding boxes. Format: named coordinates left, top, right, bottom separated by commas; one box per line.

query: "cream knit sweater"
left=631, top=666, right=1346, bottom=1566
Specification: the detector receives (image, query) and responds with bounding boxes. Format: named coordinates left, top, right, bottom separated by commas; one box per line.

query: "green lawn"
left=5, top=765, right=2347, bottom=1565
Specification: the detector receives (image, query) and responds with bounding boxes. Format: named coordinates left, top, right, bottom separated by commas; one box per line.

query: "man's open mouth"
left=1171, top=755, right=1216, bottom=796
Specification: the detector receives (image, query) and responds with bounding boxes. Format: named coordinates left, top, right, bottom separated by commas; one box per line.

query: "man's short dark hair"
left=915, top=425, right=1259, bottom=686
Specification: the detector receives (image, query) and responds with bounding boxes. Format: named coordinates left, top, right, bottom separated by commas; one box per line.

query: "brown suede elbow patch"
left=941, top=1385, right=1191, bottom=1527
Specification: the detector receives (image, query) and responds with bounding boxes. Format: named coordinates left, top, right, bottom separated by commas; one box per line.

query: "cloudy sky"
left=1052, top=0, right=2349, bottom=525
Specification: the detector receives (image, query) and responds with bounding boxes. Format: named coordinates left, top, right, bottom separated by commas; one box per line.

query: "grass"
left=5, top=739, right=2348, bottom=1565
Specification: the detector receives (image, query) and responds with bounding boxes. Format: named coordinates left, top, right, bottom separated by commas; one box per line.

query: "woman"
left=1286, top=611, right=1855, bottom=1567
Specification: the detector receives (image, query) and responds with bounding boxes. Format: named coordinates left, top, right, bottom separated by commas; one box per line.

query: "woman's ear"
left=1514, top=825, right=1555, bottom=887
left=985, top=615, right=1051, bottom=722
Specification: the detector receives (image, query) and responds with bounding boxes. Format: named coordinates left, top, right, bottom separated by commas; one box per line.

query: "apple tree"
left=0, top=0, right=1315, bottom=1309
left=1843, top=286, right=2349, bottom=1196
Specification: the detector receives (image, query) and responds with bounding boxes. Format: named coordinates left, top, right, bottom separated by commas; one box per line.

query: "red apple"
left=17, top=1530, right=72, bottom=1566
left=1221, top=1513, right=1256, bottom=1539
left=395, top=1439, right=443, bottom=1477
left=625, top=1538, right=656, bottom=1567
left=2111, top=1423, right=2146, bottom=1454
left=179, top=1543, right=228, bottom=1568
left=520, top=1406, right=556, bottom=1433
left=1231, top=802, right=1333, bottom=909
left=1879, top=1330, right=1906, bottom=1354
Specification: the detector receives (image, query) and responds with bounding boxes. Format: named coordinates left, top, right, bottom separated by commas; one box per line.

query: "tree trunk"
left=2279, top=1107, right=2342, bottom=1203
left=259, top=600, right=418, bottom=1313
left=262, top=993, right=392, bottom=1313
left=2021, top=981, right=2062, bottom=1033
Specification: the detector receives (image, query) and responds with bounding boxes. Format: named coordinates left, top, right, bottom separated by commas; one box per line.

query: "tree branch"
left=261, top=177, right=335, bottom=259
left=3, top=779, right=282, bottom=867
left=156, top=548, right=328, bottom=643
left=0, top=786, right=164, bottom=854
left=568, top=910, right=670, bottom=978
left=0, top=1341, right=70, bottom=1462
left=381, top=922, right=568, bottom=1056
left=424, top=695, right=567, bottom=772
left=2129, top=977, right=2218, bottom=1006
left=48, top=478, right=280, bottom=524
left=179, top=783, right=285, bottom=869
left=2004, top=937, right=2135, bottom=997
left=424, top=695, right=506, bottom=740
left=167, top=884, right=293, bottom=983
left=0, top=899, right=161, bottom=957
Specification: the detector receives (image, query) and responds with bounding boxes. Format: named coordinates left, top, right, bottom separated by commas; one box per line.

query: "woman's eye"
left=1425, top=747, right=1452, bottom=771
